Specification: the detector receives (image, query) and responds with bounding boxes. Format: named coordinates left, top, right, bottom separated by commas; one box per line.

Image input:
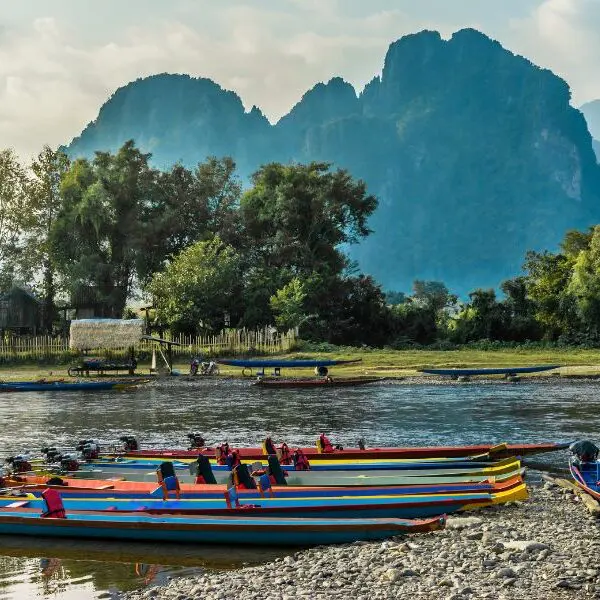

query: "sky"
left=2, top=0, right=600, bottom=159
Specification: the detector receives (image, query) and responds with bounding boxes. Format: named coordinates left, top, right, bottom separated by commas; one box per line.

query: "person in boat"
left=317, top=433, right=334, bottom=453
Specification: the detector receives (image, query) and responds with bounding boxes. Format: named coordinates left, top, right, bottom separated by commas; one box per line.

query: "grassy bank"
left=2, top=347, right=600, bottom=380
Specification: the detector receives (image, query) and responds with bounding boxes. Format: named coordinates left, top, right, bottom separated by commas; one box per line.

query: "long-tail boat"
left=0, top=478, right=526, bottom=519
left=0, top=509, right=445, bottom=545
left=109, top=440, right=570, bottom=461
left=253, top=377, right=382, bottom=388
left=0, top=380, right=147, bottom=393
left=2, top=473, right=523, bottom=500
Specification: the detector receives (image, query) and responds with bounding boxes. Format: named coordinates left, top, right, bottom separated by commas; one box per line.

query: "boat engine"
left=358, top=438, right=366, bottom=451
left=60, top=454, right=80, bottom=472
left=6, top=455, right=32, bottom=473
left=119, top=436, right=139, bottom=452
left=570, top=440, right=600, bottom=463
left=77, top=440, right=100, bottom=460
left=187, top=433, right=205, bottom=449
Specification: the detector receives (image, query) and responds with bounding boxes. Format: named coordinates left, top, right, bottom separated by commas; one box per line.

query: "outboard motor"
left=570, top=440, right=600, bottom=463
left=358, top=438, right=366, bottom=451
left=6, top=455, right=32, bottom=473
left=187, top=433, right=205, bottom=450
left=119, top=436, right=139, bottom=452
left=190, top=357, right=201, bottom=376
left=80, top=442, right=99, bottom=461
left=60, top=454, right=80, bottom=472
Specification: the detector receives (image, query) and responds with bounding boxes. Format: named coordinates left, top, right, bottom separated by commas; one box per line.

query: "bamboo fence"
left=0, top=328, right=299, bottom=361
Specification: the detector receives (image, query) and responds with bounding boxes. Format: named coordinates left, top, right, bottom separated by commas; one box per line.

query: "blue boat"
left=0, top=490, right=494, bottom=520
left=217, top=358, right=360, bottom=368
left=0, top=508, right=445, bottom=545
left=420, top=365, right=560, bottom=377
left=0, top=380, right=145, bottom=392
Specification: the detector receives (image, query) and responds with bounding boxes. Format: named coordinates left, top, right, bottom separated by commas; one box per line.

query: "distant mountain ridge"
left=581, top=100, right=600, bottom=162
left=66, top=28, right=600, bottom=295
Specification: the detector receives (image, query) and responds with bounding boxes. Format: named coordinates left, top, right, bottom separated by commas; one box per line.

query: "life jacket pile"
left=293, top=449, right=311, bottom=471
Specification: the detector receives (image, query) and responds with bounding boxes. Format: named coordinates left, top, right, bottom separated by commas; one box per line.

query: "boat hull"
left=253, top=377, right=381, bottom=388
left=118, top=442, right=569, bottom=461
left=0, top=511, right=444, bottom=545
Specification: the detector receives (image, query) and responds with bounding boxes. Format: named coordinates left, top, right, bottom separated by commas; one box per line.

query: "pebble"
left=118, top=484, right=600, bottom=600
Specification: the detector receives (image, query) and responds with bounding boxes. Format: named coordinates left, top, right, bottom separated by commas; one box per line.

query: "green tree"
left=52, top=141, right=159, bottom=316
left=0, top=149, right=28, bottom=284
left=568, top=225, right=600, bottom=335
left=147, top=237, right=242, bottom=334
left=19, top=146, right=71, bottom=331
left=270, top=277, right=307, bottom=330
left=241, top=162, right=377, bottom=276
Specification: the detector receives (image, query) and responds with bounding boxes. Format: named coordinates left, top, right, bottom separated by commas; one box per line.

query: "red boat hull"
left=117, top=442, right=569, bottom=461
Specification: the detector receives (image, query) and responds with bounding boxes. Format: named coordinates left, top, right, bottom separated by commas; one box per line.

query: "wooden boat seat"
left=5, top=501, right=29, bottom=508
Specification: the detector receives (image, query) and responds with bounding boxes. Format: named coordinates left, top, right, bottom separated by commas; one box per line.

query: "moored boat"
left=112, top=441, right=570, bottom=461
left=253, top=377, right=382, bottom=388
left=0, top=380, right=147, bottom=393
left=0, top=508, right=445, bottom=546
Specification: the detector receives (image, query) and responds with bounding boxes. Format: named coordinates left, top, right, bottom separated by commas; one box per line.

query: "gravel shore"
left=120, top=480, right=600, bottom=600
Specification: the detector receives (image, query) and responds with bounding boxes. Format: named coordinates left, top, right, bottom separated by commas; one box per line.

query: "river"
left=0, top=378, right=595, bottom=599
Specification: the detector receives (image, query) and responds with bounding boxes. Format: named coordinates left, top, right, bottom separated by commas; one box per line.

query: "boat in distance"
left=420, top=365, right=560, bottom=377
left=217, top=358, right=361, bottom=368
left=253, top=377, right=381, bottom=388
left=0, top=509, right=445, bottom=546
left=118, top=441, right=570, bottom=461
left=0, top=380, right=147, bottom=392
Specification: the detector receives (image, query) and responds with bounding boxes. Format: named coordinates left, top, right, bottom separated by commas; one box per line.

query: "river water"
left=0, top=378, right=595, bottom=599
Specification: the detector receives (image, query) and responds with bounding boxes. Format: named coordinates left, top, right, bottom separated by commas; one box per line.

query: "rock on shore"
left=120, top=483, right=600, bottom=600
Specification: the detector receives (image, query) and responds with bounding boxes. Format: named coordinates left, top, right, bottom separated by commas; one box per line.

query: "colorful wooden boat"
left=0, top=478, right=527, bottom=519
left=420, top=365, right=560, bottom=377
left=2, top=473, right=523, bottom=500
left=0, top=380, right=146, bottom=392
left=0, top=509, right=445, bottom=545
left=115, top=441, right=570, bottom=461
left=569, top=461, right=600, bottom=500
left=253, top=377, right=382, bottom=388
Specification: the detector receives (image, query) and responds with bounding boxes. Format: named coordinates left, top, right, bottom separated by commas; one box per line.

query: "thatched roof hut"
left=69, top=319, right=145, bottom=350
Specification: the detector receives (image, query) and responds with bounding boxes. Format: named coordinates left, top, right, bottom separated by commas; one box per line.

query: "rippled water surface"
left=0, top=378, right=596, bottom=598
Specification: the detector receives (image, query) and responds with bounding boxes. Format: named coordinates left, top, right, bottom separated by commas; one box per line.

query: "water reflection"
left=0, top=379, right=598, bottom=598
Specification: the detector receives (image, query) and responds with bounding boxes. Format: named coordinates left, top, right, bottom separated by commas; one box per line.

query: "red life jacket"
left=41, top=489, right=66, bottom=519
left=279, top=443, right=292, bottom=465
left=216, top=443, right=230, bottom=465
left=294, top=449, right=311, bottom=471
left=319, top=433, right=334, bottom=453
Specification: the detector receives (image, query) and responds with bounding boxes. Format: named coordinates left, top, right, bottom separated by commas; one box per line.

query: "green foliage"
left=148, top=237, right=242, bottom=334
left=270, top=278, right=307, bottom=330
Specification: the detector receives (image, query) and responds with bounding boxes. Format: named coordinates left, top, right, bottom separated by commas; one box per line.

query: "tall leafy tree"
left=0, top=149, right=28, bottom=285
left=52, top=141, right=158, bottom=317
left=147, top=236, right=242, bottom=334
left=19, top=146, right=71, bottom=331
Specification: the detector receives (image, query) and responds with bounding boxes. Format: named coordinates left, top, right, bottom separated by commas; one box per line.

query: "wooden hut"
left=0, top=286, right=41, bottom=335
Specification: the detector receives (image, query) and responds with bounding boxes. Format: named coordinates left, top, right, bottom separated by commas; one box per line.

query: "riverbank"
left=2, top=346, right=600, bottom=381
left=120, top=481, right=600, bottom=600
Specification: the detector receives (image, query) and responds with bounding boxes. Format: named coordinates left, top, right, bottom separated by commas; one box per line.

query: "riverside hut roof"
left=69, top=318, right=145, bottom=350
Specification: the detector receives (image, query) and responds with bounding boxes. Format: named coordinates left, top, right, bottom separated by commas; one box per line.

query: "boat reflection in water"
left=0, top=535, right=291, bottom=599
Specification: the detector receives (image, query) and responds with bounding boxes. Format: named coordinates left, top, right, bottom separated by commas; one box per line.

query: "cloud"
left=0, top=0, right=598, bottom=159
left=508, top=0, right=600, bottom=104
